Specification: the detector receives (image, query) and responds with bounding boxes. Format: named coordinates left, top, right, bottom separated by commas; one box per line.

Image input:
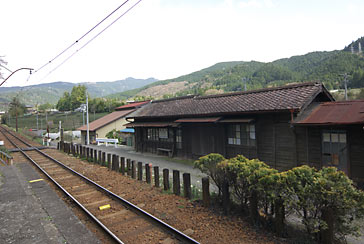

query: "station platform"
left=0, top=162, right=100, bottom=244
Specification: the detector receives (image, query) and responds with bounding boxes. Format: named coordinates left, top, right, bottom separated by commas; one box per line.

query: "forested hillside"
left=109, top=37, right=364, bottom=100
left=0, top=77, right=157, bottom=109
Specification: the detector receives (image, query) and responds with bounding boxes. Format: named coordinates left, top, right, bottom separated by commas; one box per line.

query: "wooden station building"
left=125, top=82, right=364, bottom=182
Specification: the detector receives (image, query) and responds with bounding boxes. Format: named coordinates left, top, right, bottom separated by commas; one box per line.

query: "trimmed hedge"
left=195, top=153, right=364, bottom=243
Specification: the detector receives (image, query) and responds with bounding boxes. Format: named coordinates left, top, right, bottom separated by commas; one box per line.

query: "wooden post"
left=90, top=148, right=93, bottom=161
left=274, top=197, right=285, bottom=237
left=126, top=159, right=131, bottom=176
left=107, top=154, right=111, bottom=169
left=138, top=162, right=143, bottom=181
left=321, top=208, right=334, bottom=244
left=183, top=173, right=191, bottom=199
left=131, top=161, right=136, bottom=179
left=154, top=166, right=159, bottom=187
left=249, top=190, right=258, bottom=223
left=173, top=170, right=180, bottom=196
left=114, top=155, right=120, bottom=172
left=202, top=177, right=210, bottom=208
left=163, top=169, right=169, bottom=191
left=57, top=142, right=60, bottom=150
left=94, top=149, right=97, bottom=163
left=120, top=157, right=125, bottom=174
left=102, top=152, right=106, bottom=166
left=76, top=144, right=79, bottom=156
left=145, top=163, right=152, bottom=184
left=98, top=150, right=101, bottom=164
left=222, top=180, right=230, bottom=215
left=86, top=147, right=90, bottom=161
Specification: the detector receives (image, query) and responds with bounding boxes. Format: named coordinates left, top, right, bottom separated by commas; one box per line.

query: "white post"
left=86, top=92, right=90, bottom=145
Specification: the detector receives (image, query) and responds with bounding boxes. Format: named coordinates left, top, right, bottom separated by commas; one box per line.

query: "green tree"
left=38, top=103, right=53, bottom=112
left=56, top=91, right=71, bottom=111
left=70, top=85, right=87, bottom=110
left=9, top=96, right=26, bottom=131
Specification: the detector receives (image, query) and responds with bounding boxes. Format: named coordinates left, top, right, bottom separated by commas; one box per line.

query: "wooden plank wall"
left=349, top=125, right=364, bottom=182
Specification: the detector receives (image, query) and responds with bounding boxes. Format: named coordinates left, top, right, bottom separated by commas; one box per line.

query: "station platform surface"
left=0, top=162, right=100, bottom=244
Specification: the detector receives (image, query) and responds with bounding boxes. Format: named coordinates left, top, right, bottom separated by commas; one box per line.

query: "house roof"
left=294, top=100, right=364, bottom=125
left=115, top=101, right=150, bottom=111
left=78, top=109, right=134, bottom=131
left=128, top=82, right=332, bottom=119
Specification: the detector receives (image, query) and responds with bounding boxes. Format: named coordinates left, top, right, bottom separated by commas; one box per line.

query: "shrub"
left=194, top=153, right=226, bottom=197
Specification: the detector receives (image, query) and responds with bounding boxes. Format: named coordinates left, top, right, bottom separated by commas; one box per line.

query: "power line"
left=39, top=0, right=143, bottom=82
left=34, top=0, right=131, bottom=73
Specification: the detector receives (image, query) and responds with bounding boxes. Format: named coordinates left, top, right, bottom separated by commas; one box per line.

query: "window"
left=176, top=128, right=182, bottom=149
left=322, top=130, right=347, bottom=168
left=227, top=124, right=256, bottom=146
left=147, top=128, right=158, bottom=141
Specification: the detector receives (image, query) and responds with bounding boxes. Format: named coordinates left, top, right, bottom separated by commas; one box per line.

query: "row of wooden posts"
left=59, top=142, right=211, bottom=207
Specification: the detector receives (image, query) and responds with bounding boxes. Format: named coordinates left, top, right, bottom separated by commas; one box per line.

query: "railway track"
left=0, top=126, right=200, bottom=244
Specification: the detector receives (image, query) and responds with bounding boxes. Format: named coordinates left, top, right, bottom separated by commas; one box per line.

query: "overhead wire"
left=38, top=0, right=143, bottom=82
left=34, top=0, right=131, bottom=73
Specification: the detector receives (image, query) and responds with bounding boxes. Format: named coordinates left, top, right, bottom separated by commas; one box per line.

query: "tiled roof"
left=115, top=101, right=150, bottom=111
left=78, top=109, right=134, bottom=131
left=294, top=100, right=364, bottom=125
left=129, top=82, right=331, bottom=118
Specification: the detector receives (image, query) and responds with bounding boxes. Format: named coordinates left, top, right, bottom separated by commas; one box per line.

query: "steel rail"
left=0, top=126, right=200, bottom=244
left=0, top=127, right=124, bottom=244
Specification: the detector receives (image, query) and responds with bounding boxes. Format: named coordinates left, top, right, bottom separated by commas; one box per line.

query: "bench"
left=157, top=148, right=173, bottom=157
left=96, top=138, right=118, bottom=148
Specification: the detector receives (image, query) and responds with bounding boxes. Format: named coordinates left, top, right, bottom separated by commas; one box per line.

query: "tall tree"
left=9, top=96, right=26, bottom=132
left=56, top=91, right=71, bottom=111
left=70, top=85, right=87, bottom=110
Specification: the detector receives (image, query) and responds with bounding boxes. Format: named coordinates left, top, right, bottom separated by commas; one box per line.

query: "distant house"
left=126, top=82, right=364, bottom=183
left=77, top=101, right=150, bottom=145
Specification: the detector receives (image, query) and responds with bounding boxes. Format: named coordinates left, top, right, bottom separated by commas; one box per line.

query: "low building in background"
left=77, top=101, right=149, bottom=145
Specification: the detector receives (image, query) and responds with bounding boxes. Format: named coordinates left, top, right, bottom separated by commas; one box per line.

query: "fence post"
left=126, top=159, right=131, bottom=176
left=138, top=162, right=143, bottom=181
left=90, top=148, right=93, bottom=161
left=173, top=170, right=180, bottom=196
left=102, top=152, right=106, bottom=166
left=94, top=149, right=97, bottom=163
left=222, top=180, right=230, bottom=215
left=183, top=173, right=191, bottom=199
left=131, top=161, right=136, bottom=179
left=202, top=177, right=210, bottom=208
left=146, top=163, right=152, bottom=184
left=163, top=169, right=169, bottom=191
left=98, top=150, right=101, bottom=164
left=120, top=157, right=125, bottom=174
left=114, top=155, right=120, bottom=172
left=107, top=154, right=111, bottom=169
left=154, top=166, right=159, bottom=187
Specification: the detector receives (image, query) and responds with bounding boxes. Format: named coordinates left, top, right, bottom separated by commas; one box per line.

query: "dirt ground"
left=42, top=148, right=285, bottom=244
left=1, top=128, right=286, bottom=244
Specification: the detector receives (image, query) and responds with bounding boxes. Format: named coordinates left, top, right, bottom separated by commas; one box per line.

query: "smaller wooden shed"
left=293, top=100, right=364, bottom=184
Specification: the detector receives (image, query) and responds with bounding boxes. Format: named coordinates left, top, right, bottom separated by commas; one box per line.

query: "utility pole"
left=86, top=92, right=90, bottom=145
left=242, top=77, right=248, bottom=91
left=343, top=73, right=349, bottom=101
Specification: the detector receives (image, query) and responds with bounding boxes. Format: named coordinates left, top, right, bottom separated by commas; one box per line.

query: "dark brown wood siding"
left=256, top=116, right=275, bottom=167
left=349, top=125, right=364, bottom=182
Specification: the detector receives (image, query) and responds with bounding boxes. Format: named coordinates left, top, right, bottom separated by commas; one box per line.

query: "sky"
left=1, top=0, right=364, bottom=87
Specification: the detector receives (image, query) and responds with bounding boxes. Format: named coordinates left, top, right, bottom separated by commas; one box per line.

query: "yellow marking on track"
left=99, top=204, right=111, bottom=211
left=29, top=179, right=44, bottom=183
